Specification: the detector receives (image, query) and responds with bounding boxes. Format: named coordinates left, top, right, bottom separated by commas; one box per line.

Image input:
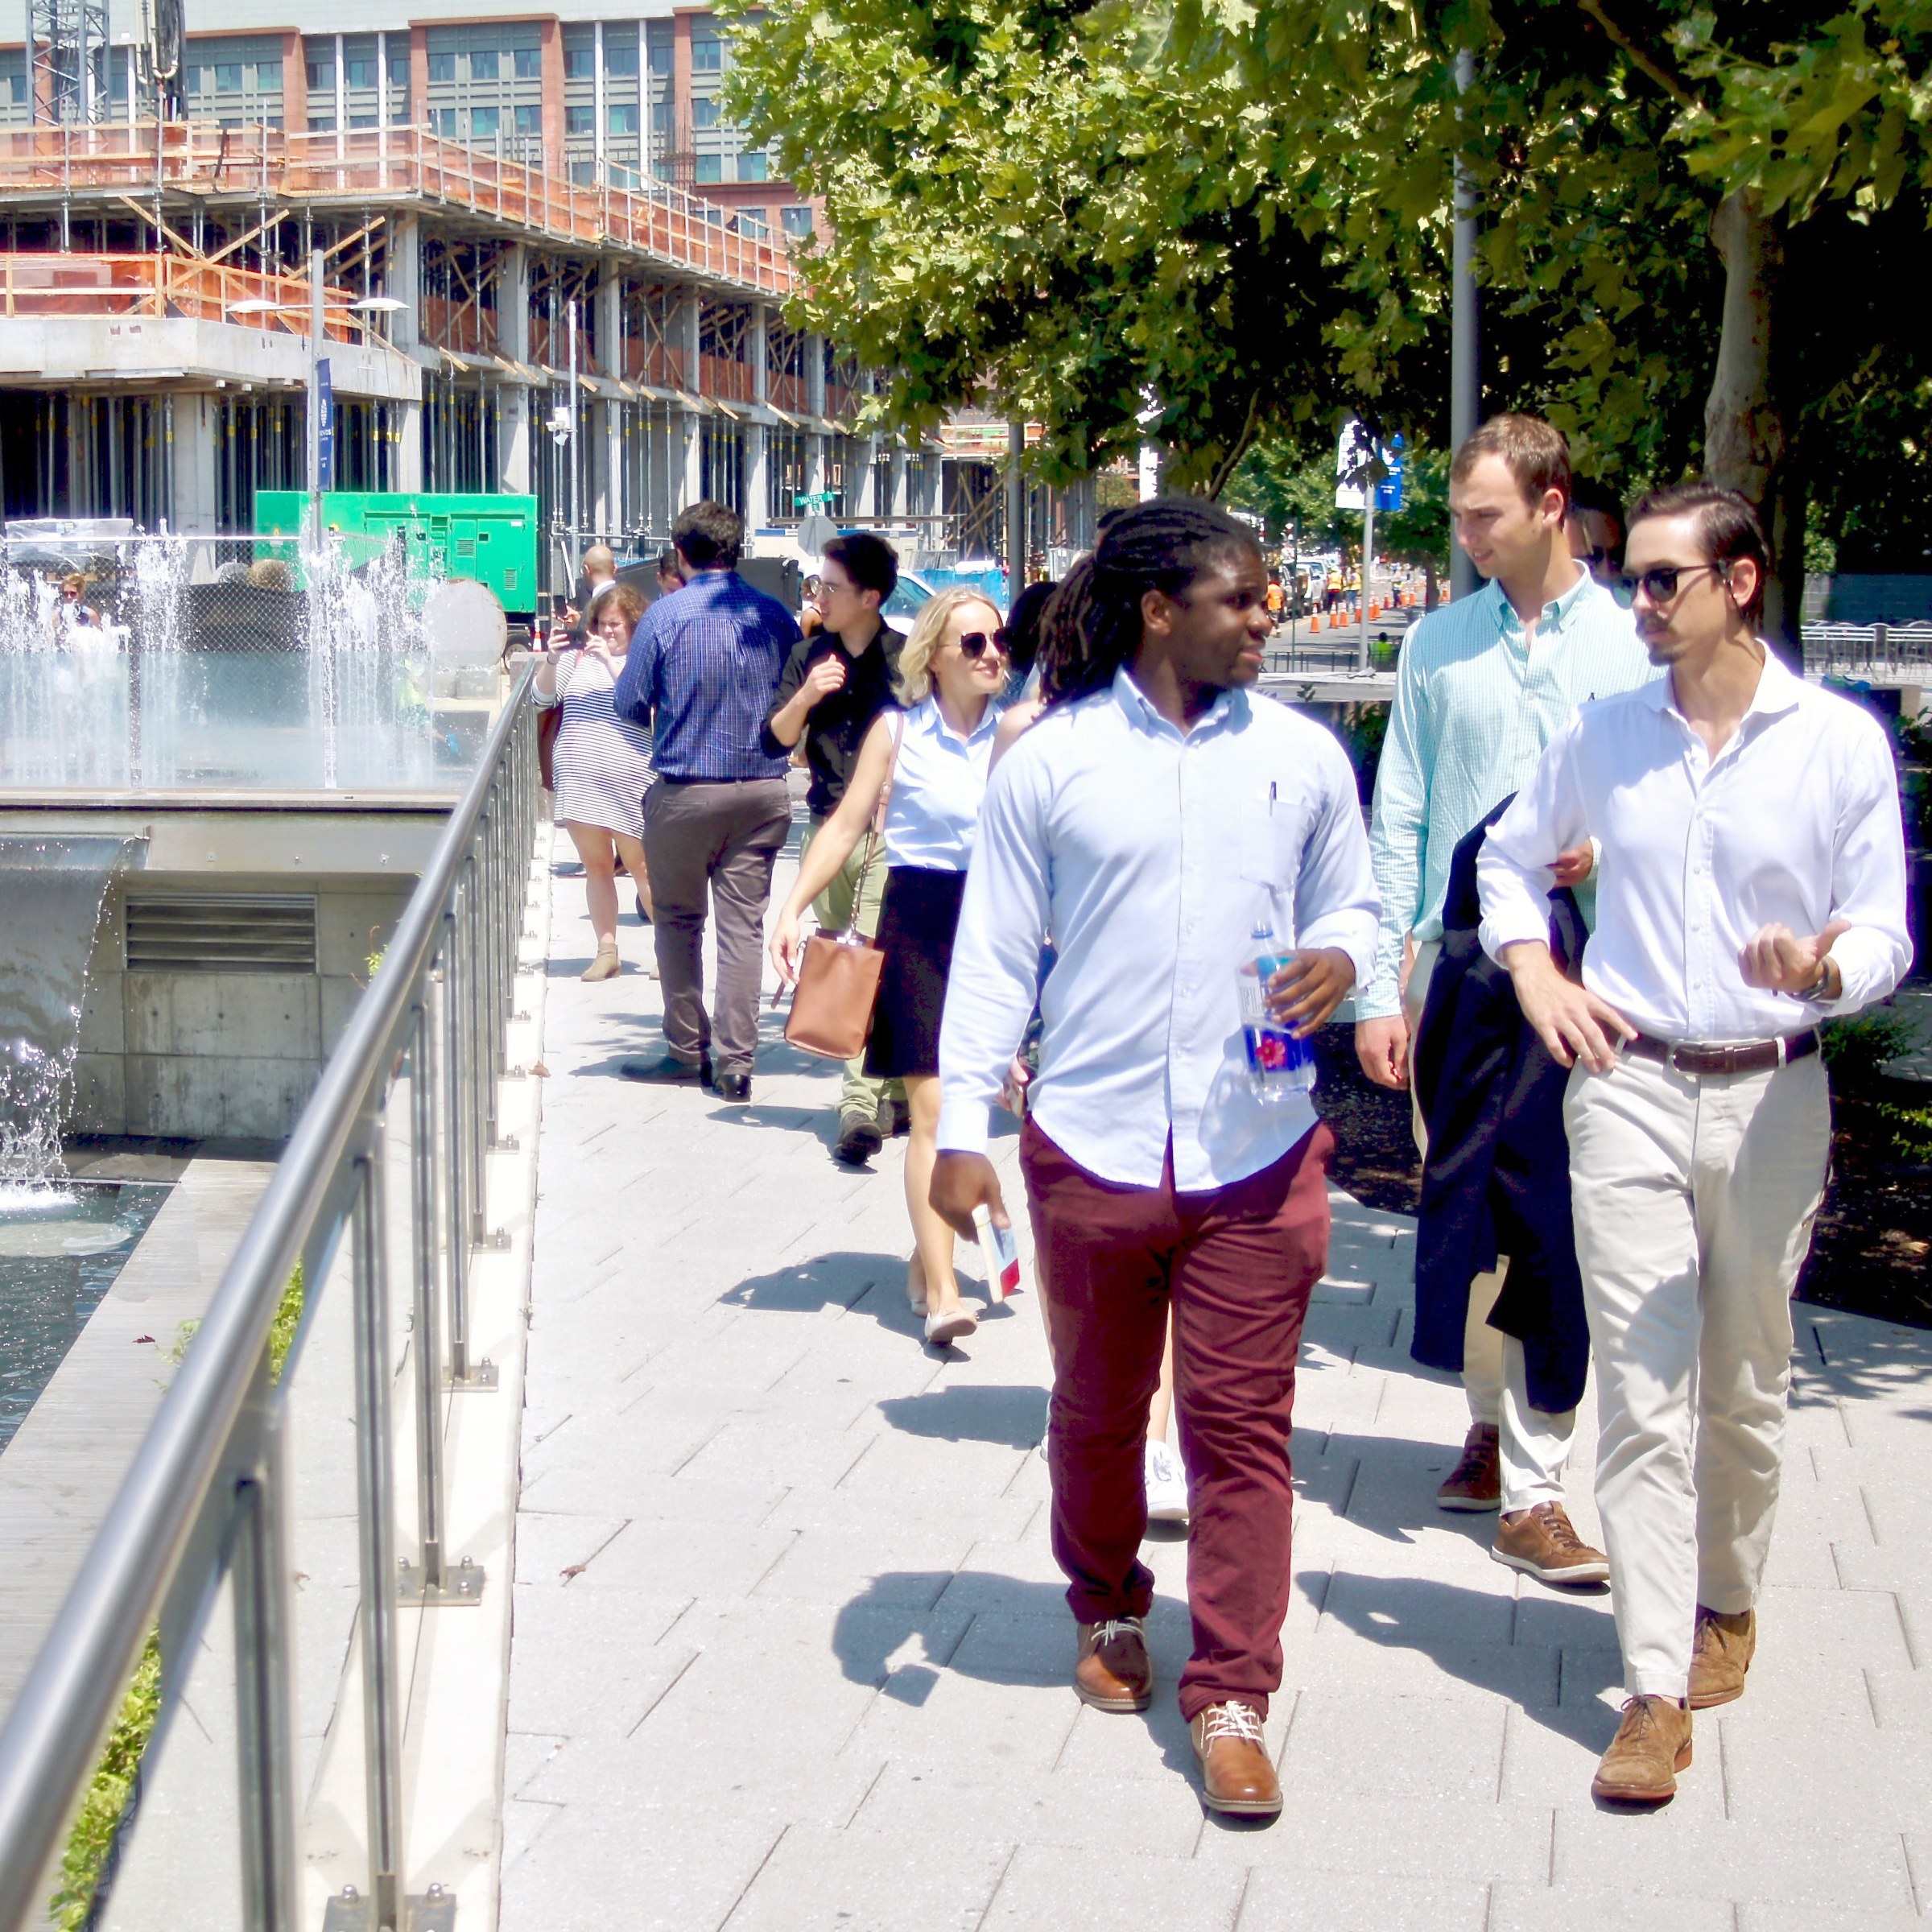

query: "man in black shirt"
left=762, top=532, right=906, bottom=1163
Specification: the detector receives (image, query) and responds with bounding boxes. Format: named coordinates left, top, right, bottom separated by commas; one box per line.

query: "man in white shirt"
left=1357, top=413, right=1653, bottom=1583
left=1477, top=485, right=1911, bottom=1805
left=931, top=499, right=1380, bottom=1819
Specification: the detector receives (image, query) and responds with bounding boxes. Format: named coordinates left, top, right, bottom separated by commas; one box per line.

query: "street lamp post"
left=1450, top=48, right=1480, bottom=601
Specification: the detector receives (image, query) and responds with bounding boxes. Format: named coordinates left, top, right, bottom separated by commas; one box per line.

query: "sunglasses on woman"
left=958, top=630, right=1009, bottom=659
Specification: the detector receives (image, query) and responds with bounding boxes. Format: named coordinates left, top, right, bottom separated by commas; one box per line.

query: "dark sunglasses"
left=958, top=630, right=1009, bottom=659
left=1612, top=562, right=1728, bottom=605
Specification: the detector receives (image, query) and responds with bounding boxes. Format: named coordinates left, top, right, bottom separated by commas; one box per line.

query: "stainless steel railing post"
left=231, top=1413, right=298, bottom=1932
left=349, top=1146, right=406, bottom=1932
left=407, top=1001, right=446, bottom=1591
left=464, top=857, right=492, bottom=1239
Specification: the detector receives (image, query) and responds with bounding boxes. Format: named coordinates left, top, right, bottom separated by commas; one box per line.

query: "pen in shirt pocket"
left=1269, top=781, right=1277, bottom=816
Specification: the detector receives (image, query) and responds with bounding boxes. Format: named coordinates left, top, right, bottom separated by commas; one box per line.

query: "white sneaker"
left=1144, top=1439, right=1190, bottom=1524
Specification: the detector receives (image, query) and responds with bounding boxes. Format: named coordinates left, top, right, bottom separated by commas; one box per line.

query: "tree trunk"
left=1703, top=190, right=1801, bottom=665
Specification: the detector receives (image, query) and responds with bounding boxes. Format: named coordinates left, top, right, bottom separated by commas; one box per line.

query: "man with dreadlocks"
left=931, top=497, right=1380, bottom=1818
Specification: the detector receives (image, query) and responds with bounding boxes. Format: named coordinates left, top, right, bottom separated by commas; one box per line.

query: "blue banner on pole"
left=317, top=358, right=334, bottom=493
left=1374, top=435, right=1405, bottom=514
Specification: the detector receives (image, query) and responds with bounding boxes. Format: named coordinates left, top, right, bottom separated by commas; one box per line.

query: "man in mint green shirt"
left=1356, top=415, right=1654, bottom=1584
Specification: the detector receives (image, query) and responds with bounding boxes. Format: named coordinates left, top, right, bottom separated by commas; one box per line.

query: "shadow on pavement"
left=720, top=1249, right=927, bottom=1337
left=877, top=1384, right=1048, bottom=1449
left=1308, top=1567, right=1621, bottom=1749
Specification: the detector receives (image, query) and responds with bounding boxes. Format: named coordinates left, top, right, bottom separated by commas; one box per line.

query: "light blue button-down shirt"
left=936, top=671, right=1381, bottom=1191
left=1360, top=568, right=1654, bottom=1018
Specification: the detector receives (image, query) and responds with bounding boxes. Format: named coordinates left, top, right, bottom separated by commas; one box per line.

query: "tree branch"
left=1204, top=386, right=1265, bottom=501
left=1575, top=0, right=1703, bottom=112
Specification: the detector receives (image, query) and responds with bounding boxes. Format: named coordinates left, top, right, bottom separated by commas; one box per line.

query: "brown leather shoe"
left=1688, top=1605, right=1756, bottom=1709
left=1074, top=1618, right=1152, bottom=1712
left=1490, top=1502, right=1611, bottom=1586
left=1190, top=1702, right=1282, bottom=1817
left=1437, top=1422, right=1501, bottom=1512
left=1591, top=1695, right=1692, bottom=1805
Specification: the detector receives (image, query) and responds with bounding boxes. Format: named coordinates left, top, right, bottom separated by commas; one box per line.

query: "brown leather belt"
left=1627, top=1030, right=1820, bottom=1078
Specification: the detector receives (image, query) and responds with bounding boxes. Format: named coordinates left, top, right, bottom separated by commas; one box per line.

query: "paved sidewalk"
left=502, top=828, right=1932, bottom=1932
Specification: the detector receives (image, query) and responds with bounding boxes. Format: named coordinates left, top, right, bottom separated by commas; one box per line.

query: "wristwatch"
left=1800, top=956, right=1839, bottom=1002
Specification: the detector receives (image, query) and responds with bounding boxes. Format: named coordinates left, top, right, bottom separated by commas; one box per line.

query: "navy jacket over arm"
left=1410, top=801, right=1591, bottom=1416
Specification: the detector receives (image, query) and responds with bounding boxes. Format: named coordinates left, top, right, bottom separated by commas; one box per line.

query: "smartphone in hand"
left=972, top=1207, right=1022, bottom=1302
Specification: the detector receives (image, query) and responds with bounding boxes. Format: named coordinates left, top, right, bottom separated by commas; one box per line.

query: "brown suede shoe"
left=1490, top=1502, right=1611, bottom=1586
left=1190, top=1702, right=1282, bottom=1818
left=1591, top=1695, right=1692, bottom=1805
left=1437, top=1422, right=1501, bottom=1512
left=1074, top=1618, right=1152, bottom=1713
left=1688, top=1605, right=1756, bottom=1709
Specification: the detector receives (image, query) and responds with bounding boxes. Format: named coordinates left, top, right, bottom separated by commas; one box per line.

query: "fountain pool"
left=0, top=1179, right=171, bottom=1453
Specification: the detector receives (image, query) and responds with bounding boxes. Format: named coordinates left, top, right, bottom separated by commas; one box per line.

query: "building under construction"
left=0, top=0, right=1094, bottom=581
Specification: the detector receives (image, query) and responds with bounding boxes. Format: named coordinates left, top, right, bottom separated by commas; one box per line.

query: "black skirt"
left=865, top=865, right=969, bottom=1079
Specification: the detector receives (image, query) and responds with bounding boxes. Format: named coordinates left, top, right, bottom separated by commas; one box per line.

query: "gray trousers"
left=642, top=778, right=792, bottom=1078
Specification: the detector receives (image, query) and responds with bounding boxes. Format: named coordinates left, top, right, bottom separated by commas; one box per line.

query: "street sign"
left=316, top=358, right=334, bottom=493
left=793, top=490, right=836, bottom=510
left=796, top=511, right=838, bottom=555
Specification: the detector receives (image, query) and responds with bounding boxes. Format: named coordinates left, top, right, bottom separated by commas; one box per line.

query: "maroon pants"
left=1021, top=1117, right=1332, bottom=1722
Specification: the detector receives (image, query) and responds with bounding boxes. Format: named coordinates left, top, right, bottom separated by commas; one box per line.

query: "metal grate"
left=125, top=894, right=318, bottom=974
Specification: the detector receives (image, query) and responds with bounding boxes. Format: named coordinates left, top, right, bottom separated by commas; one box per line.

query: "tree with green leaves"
left=724, top=0, right=1932, bottom=638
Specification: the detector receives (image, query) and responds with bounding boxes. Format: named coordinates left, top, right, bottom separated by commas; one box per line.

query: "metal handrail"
left=0, top=663, right=539, bottom=1932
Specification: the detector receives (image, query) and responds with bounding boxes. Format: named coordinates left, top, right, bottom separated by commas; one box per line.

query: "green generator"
left=253, top=491, right=539, bottom=617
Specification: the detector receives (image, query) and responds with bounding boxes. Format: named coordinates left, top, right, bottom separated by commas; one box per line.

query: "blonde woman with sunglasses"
left=771, top=588, right=1008, bottom=1347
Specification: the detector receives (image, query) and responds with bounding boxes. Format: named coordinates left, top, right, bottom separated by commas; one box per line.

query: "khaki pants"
left=1566, top=1050, right=1829, bottom=1699
left=1406, top=939, right=1574, bottom=1513
left=802, top=815, right=902, bottom=1122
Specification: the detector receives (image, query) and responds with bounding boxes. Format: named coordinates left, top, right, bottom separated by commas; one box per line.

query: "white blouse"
left=883, top=696, right=1001, bottom=871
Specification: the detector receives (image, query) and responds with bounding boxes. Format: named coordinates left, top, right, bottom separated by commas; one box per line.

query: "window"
left=390, top=54, right=408, bottom=89
left=691, top=97, right=719, bottom=130
left=782, top=205, right=815, bottom=237
left=349, top=113, right=376, bottom=129
left=605, top=38, right=638, bottom=77
left=345, top=57, right=374, bottom=89
left=695, top=154, right=721, bottom=183
left=435, top=107, right=456, bottom=134
left=649, top=39, right=672, bottom=74
left=514, top=104, right=539, bottom=134
left=691, top=34, right=723, bottom=72
left=183, top=35, right=283, bottom=121
left=308, top=114, right=336, bottom=132
left=428, top=52, right=455, bottom=82
left=609, top=102, right=638, bottom=135
left=514, top=46, right=541, bottom=80
left=737, top=151, right=767, bottom=181
left=306, top=59, right=332, bottom=91
left=735, top=207, right=768, bottom=233
left=469, top=49, right=498, bottom=81
left=566, top=104, right=592, bottom=135
left=469, top=105, right=499, bottom=138
left=564, top=40, right=593, bottom=79
left=652, top=101, right=673, bottom=134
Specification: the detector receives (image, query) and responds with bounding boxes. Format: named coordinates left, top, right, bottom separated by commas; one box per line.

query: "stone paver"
left=502, top=827, right=1932, bottom=1931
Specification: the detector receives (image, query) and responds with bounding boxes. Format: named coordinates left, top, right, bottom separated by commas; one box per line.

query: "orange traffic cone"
left=1368, top=600, right=1381, bottom=619
left=1309, top=613, right=1323, bottom=632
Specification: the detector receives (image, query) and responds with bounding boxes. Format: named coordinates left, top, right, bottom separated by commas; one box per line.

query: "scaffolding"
left=29, top=0, right=111, bottom=125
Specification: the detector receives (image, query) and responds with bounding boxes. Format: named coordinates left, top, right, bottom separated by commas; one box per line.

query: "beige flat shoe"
left=581, top=945, right=620, bottom=982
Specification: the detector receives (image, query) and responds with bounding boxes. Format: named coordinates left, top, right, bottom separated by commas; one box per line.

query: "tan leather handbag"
left=783, top=714, right=904, bottom=1060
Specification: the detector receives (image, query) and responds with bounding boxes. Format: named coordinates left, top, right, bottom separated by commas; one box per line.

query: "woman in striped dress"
left=533, top=581, right=654, bottom=980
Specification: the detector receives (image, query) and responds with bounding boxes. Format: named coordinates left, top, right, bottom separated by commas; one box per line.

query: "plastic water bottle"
left=1240, top=922, right=1317, bottom=1100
